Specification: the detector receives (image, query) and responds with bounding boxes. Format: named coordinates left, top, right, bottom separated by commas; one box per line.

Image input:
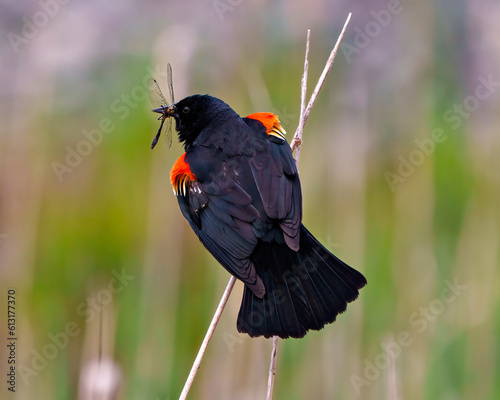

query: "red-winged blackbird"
left=153, top=94, right=366, bottom=339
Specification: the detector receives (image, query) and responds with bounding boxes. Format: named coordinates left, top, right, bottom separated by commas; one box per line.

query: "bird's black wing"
left=243, top=116, right=302, bottom=251
left=174, top=147, right=266, bottom=297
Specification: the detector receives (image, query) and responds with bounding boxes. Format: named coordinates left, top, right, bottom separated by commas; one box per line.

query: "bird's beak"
left=152, top=104, right=176, bottom=116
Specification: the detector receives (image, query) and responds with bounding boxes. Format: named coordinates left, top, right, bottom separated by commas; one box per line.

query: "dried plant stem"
left=291, top=12, right=352, bottom=157
left=178, top=276, right=237, bottom=400
left=267, top=13, right=352, bottom=400
left=263, top=29, right=313, bottom=398
left=293, top=29, right=311, bottom=166
left=179, top=13, right=351, bottom=400
left=266, top=336, right=280, bottom=400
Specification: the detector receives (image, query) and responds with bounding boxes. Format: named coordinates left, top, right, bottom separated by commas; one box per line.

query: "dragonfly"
left=148, top=63, right=175, bottom=149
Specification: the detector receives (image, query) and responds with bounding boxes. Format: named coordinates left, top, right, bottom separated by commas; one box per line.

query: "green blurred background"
left=1, top=0, right=499, bottom=399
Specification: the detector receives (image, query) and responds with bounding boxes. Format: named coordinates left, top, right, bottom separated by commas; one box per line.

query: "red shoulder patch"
left=246, top=112, right=286, bottom=140
left=170, top=153, right=196, bottom=196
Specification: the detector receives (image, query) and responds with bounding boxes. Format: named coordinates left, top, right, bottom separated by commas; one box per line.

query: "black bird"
left=154, top=94, right=367, bottom=338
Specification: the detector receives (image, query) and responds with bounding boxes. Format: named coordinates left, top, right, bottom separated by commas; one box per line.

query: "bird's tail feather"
left=237, top=225, right=366, bottom=339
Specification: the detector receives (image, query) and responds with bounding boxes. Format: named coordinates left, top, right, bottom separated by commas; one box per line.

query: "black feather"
left=237, top=225, right=366, bottom=339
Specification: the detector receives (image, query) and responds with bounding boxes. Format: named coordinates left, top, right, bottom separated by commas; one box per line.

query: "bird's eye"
left=183, top=107, right=190, bottom=114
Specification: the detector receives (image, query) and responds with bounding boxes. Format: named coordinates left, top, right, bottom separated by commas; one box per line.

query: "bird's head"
left=154, top=94, right=238, bottom=149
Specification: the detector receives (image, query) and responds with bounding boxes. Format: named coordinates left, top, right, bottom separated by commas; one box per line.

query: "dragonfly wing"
left=167, top=63, right=175, bottom=104
left=148, top=78, right=168, bottom=109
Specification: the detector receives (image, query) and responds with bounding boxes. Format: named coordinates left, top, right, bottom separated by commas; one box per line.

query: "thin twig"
left=265, top=29, right=313, bottom=399
left=266, top=336, right=280, bottom=400
left=292, top=29, right=311, bottom=165
left=265, top=30, right=312, bottom=400
left=268, top=13, right=352, bottom=400
left=178, top=276, right=237, bottom=400
left=264, top=31, right=313, bottom=399
left=291, top=13, right=352, bottom=154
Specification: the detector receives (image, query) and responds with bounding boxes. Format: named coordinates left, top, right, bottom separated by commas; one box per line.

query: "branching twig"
left=267, top=13, right=352, bottom=399
left=291, top=13, right=352, bottom=156
left=179, top=13, right=351, bottom=400
left=178, top=276, right=237, bottom=400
